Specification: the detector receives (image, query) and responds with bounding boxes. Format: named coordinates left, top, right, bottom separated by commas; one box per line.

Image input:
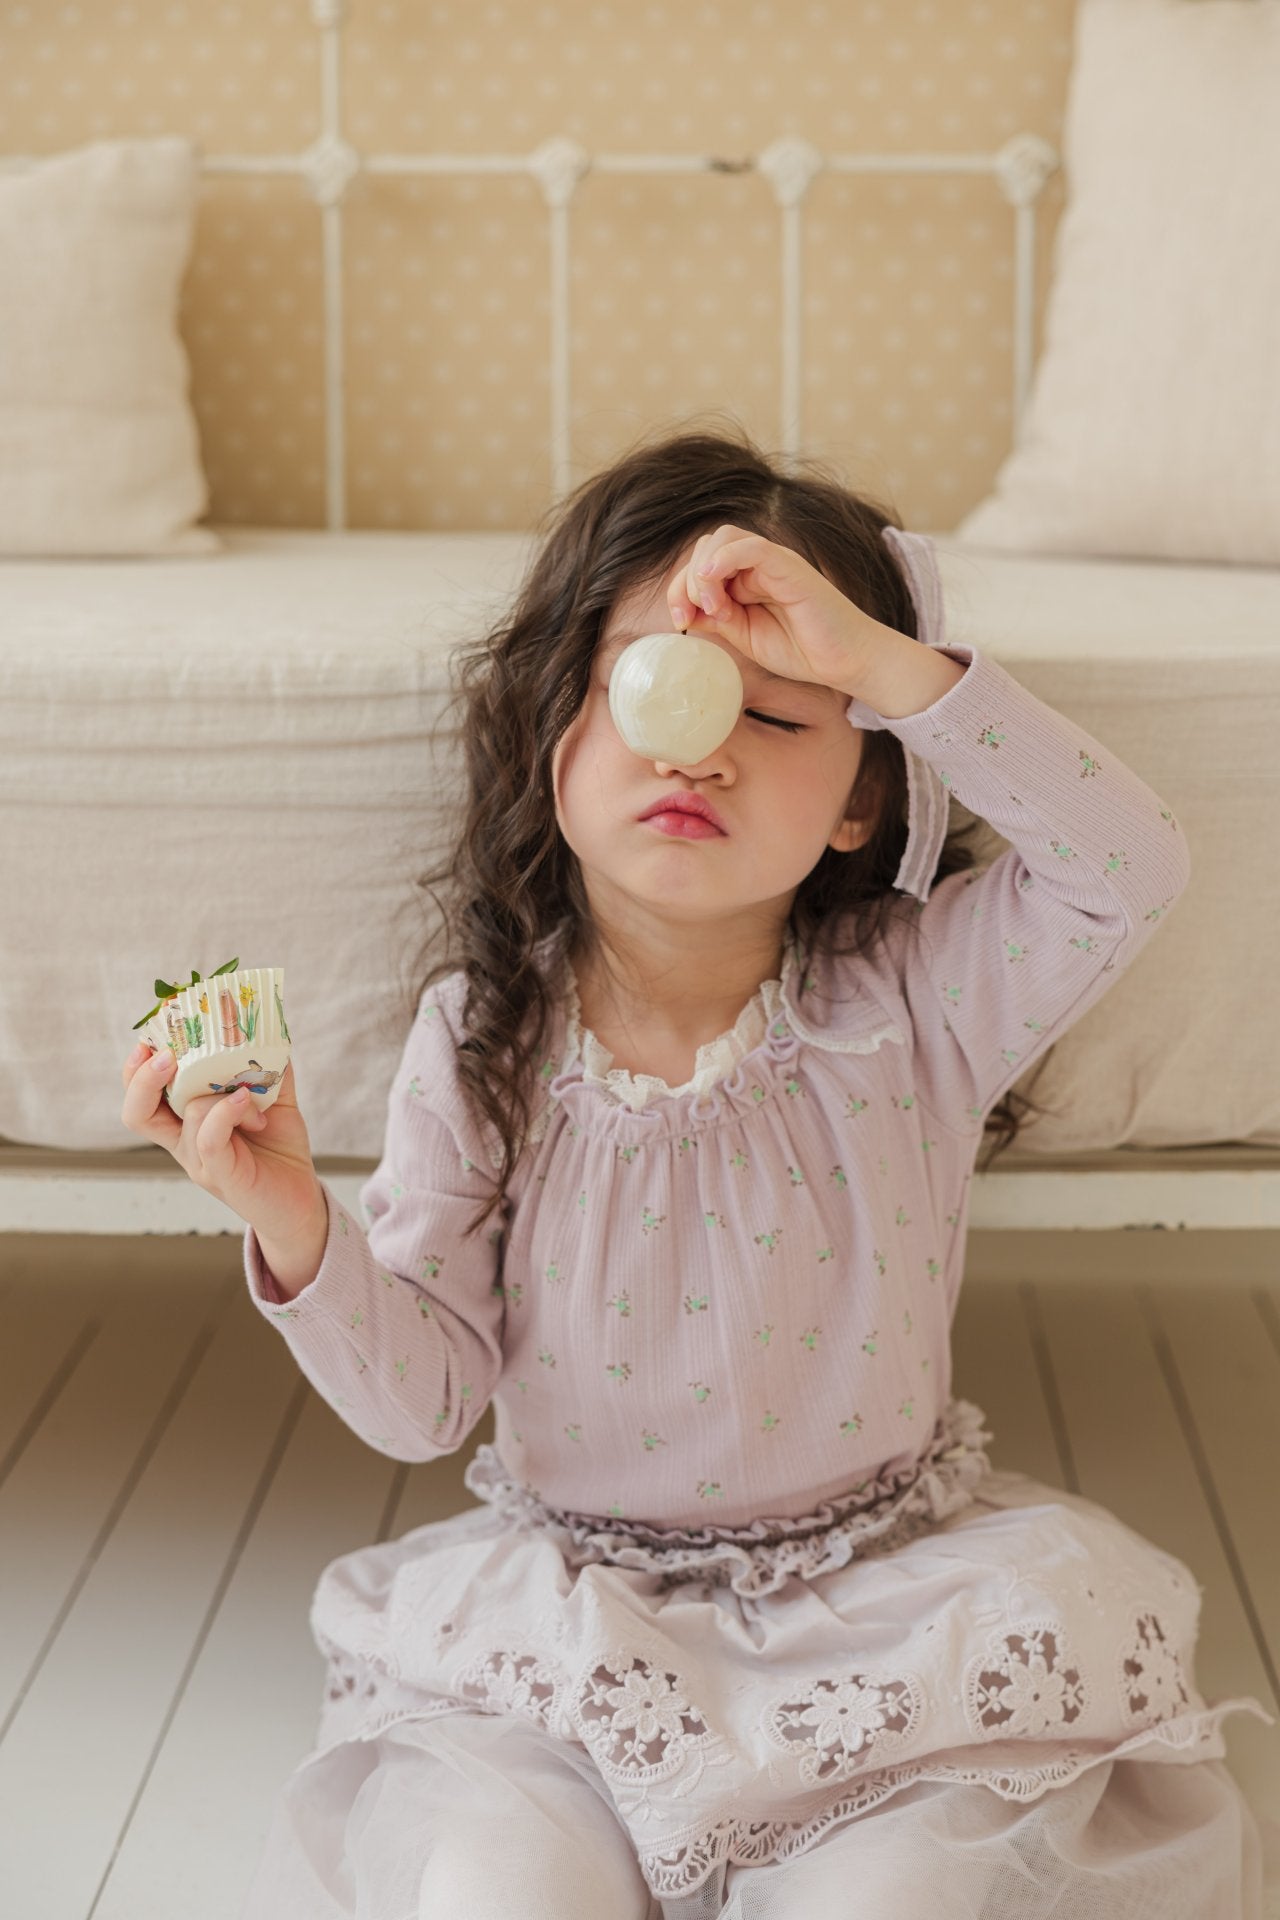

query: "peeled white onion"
left=606, top=631, right=744, bottom=763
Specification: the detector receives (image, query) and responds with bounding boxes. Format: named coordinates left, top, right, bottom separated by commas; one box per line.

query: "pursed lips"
left=639, top=799, right=728, bottom=835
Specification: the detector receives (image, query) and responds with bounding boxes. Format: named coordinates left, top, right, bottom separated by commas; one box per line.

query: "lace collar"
left=553, top=922, right=906, bottom=1115
left=563, top=954, right=795, bottom=1113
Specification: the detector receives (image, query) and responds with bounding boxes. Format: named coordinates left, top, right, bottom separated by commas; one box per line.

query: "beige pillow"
left=954, top=0, right=1280, bottom=565
left=0, top=138, right=219, bottom=557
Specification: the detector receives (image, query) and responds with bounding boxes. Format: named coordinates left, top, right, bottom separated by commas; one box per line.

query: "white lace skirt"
left=243, top=1398, right=1273, bottom=1918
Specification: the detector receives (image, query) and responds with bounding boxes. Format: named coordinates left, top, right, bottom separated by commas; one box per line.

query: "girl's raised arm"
left=850, top=640, right=1192, bottom=1136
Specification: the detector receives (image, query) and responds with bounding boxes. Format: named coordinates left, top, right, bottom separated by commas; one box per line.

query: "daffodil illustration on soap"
left=131, top=958, right=292, bottom=1119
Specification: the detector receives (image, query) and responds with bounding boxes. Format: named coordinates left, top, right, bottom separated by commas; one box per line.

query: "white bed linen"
left=0, top=527, right=1276, bottom=1159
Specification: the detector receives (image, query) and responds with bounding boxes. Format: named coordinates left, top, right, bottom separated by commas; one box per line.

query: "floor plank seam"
left=1, top=1314, right=221, bottom=1748
left=1020, top=1280, right=1079, bottom=1493
left=0, top=1318, right=100, bottom=1494
left=88, top=1373, right=313, bottom=1919
left=1138, top=1281, right=1280, bottom=1709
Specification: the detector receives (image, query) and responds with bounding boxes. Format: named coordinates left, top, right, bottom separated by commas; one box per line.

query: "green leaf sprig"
left=132, top=958, right=240, bottom=1031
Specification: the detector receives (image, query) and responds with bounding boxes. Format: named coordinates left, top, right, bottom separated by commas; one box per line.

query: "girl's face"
left=552, top=546, right=872, bottom=930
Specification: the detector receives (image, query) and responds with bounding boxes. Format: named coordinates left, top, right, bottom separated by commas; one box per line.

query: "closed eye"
left=746, top=711, right=806, bottom=732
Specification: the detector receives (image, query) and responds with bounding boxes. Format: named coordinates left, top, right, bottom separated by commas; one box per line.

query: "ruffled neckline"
left=562, top=940, right=799, bottom=1113
left=514, top=916, right=911, bottom=1138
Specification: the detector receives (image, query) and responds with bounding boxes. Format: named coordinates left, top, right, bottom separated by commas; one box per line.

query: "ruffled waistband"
left=462, top=1398, right=995, bottom=1597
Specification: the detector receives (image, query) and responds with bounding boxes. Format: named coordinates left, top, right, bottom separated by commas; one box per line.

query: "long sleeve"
left=847, top=640, right=1192, bottom=1135
left=243, top=976, right=509, bottom=1460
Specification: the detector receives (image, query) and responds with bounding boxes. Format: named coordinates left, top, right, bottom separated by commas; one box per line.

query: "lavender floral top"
left=244, top=640, right=1191, bottom=1529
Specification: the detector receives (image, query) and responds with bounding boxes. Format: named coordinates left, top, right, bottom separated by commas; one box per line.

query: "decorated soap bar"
left=607, top=631, right=744, bottom=763
left=131, top=958, right=292, bottom=1120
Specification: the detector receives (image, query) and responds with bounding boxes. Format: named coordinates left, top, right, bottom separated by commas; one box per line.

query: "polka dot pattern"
left=0, top=0, right=1071, bottom=529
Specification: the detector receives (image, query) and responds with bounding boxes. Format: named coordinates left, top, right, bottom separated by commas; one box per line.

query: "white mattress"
left=1, top=526, right=1277, bottom=1160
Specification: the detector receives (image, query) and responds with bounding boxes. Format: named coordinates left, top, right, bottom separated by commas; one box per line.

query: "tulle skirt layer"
left=240, top=1432, right=1273, bottom=1917
left=241, top=1710, right=1264, bottom=1919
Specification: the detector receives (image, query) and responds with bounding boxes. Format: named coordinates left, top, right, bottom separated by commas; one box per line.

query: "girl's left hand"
left=669, top=524, right=888, bottom=697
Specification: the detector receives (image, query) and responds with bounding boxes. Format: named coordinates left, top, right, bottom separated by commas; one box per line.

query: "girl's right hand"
left=119, top=1043, right=325, bottom=1245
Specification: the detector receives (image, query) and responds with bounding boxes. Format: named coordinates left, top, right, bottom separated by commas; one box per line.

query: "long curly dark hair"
left=394, top=423, right=1055, bottom=1239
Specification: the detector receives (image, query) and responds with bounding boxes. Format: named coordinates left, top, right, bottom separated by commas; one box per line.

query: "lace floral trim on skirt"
left=463, top=1397, right=995, bottom=1596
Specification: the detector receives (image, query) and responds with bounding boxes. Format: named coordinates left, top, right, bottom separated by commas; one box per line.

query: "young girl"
left=124, top=428, right=1272, bottom=1918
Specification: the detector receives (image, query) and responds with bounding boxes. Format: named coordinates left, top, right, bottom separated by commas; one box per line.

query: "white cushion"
left=0, top=138, right=219, bottom=558
left=954, top=0, right=1280, bottom=565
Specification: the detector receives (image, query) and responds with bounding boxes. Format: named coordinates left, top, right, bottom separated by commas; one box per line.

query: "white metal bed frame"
left=4, top=0, right=1277, bottom=1237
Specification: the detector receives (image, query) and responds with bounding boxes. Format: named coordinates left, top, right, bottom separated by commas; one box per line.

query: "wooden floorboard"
left=0, top=1229, right=1276, bottom=1919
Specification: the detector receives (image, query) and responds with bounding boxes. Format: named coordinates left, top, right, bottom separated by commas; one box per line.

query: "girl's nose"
left=646, top=722, right=741, bottom=781
left=651, top=750, right=724, bottom=777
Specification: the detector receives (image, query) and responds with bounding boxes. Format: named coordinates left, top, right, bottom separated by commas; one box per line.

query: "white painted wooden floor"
left=1, top=1225, right=1277, bottom=1920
